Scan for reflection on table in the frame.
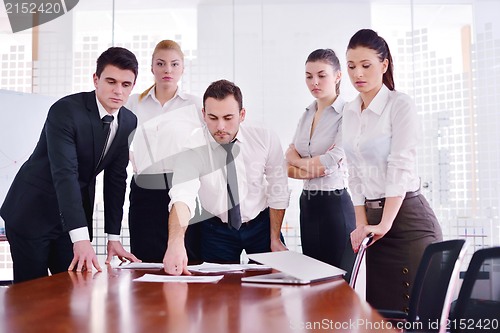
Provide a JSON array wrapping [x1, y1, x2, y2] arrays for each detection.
[[0, 264, 395, 333]]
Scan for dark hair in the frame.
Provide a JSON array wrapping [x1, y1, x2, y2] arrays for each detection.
[[347, 29, 395, 91], [96, 47, 139, 81], [203, 79, 243, 111], [306, 48, 341, 95]]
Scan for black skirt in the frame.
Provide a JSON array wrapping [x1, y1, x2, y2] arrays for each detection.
[[299, 189, 356, 270], [365, 194, 443, 312]]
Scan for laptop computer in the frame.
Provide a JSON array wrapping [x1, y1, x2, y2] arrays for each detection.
[[241, 251, 346, 285]]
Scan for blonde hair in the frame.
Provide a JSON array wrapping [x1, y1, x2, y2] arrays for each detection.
[[139, 40, 184, 102]]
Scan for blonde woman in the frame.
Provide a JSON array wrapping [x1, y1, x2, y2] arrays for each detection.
[[126, 40, 202, 262]]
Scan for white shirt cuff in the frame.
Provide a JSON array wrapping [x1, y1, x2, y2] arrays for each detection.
[[108, 234, 120, 242], [168, 198, 196, 219], [69, 227, 90, 243], [385, 184, 407, 199], [352, 194, 366, 206]]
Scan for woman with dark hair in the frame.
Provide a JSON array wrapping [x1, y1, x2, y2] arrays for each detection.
[[286, 49, 356, 269], [126, 40, 203, 263], [344, 29, 442, 312]]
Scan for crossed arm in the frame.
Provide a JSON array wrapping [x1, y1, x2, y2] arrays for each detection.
[[285, 144, 329, 179]]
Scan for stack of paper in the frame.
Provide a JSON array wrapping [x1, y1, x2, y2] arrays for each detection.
[[116, 262, 164, 269], [187, 262, 270, 273], [116, 262, 271, 273]]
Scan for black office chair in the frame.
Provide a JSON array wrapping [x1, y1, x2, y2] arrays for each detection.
[[349, 232, 373, 289], [378, 239, 469, 333], [449, 246, 500, 333]]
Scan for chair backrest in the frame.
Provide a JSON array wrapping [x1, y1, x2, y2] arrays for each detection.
[[349, 233, 373, 289], [450, 246, 500, 333], [407, 239, 469, 333]]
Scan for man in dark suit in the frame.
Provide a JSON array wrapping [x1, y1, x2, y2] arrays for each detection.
[[0, 47, 141, 283]]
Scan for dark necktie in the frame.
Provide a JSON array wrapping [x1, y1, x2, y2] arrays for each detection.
[[222, 142, 242, 230], [98, 115, 114, 166]]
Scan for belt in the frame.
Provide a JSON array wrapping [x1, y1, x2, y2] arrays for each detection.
[[365, 190, 420, 209], [210, 218, 252, 228], [132, 173, 173, 191], [208, 208, 269, 229]]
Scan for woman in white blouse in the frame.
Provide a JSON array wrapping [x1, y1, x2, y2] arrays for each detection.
[[344, 29, 442, 312], [286, 49, 356, 270], [126, 40, 203, 262]]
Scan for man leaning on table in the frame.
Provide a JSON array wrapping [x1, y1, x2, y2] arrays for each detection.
[[0, 47, 141, 283], [163, 79, 290, 275]]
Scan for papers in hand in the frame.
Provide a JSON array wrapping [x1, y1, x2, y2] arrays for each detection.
[[187, 262, 270, 273], [116, 262, 164, 269], [133, 274, 224, 283]]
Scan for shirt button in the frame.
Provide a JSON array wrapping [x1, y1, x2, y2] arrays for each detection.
[[402, 268, 409, 274], [403, 307, 409, 313], [404, 294, 410, 300], [404, 281, 410, 288]]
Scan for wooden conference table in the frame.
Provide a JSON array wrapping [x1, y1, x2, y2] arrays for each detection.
[[0, 264, 395, 333]]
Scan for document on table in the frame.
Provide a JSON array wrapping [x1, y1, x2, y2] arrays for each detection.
[[115, 262, 164, 269], [115, 262, 271, 272], [133, 274, 224, 283], [187, 262, 271, 273]]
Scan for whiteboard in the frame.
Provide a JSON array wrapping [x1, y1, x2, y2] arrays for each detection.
[[0, 89, 58, 234]]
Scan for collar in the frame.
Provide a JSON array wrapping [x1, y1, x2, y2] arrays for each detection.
[[363, 84, 390, 115], [96, 94, 120, 120], [146, 85, 189, 103], [206, 123, 245, 151], [305, 96, 345, 114], [345, 85, 389, 116]]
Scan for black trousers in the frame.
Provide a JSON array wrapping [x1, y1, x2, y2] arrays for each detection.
[[128, 174, 201, 262], [6, 223, 73, 284], [299, 189, 356, 274]]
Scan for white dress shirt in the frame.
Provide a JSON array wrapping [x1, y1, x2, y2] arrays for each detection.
[[291, 97, 348, 191], [69, 95, 121, 242], [169, 121, 290, 223], [126, 87, 203, 175], [343, 85, 421, 206]]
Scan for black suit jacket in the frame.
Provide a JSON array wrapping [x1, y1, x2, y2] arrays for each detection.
[[0, 91, 137, 240]]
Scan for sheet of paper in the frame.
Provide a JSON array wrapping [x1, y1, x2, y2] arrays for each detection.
[[133, 274, 224, 283], [188, 262, 271, 273], [115, 262, 164, 269]]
